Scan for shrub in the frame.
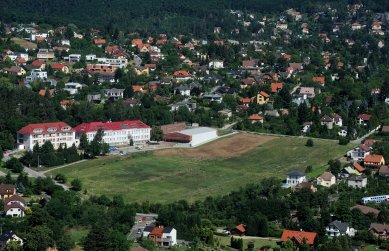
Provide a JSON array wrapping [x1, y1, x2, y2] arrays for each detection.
[[305, 139, 314, 147]]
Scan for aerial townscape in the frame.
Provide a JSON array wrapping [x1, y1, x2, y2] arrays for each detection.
[[0, 0, 389, 250]]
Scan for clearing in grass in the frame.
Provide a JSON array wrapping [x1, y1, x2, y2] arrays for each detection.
[[49, 134, 353, 203]]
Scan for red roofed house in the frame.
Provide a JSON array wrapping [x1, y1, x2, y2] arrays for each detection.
[[357, 114, 372, 126], [248, 114, 264, 124], [281, 230, 317, 246], [230, 224, 246, 236], [17, 122, 75, 150], [38, 89, 55, 97], [4, 66, 26, 76], [51, 63, 69, 73], [173, 70, 192, 83], [94, 38, 107, 47], [31, 60, 46, 70], [370, 223, 389, 240], [145, 226, 177, 247], [73, 120, 150, 145], [132, 85, 147, 94], [240, 98, 252, 107], [364, 155, 385, 169], [352, 162, 365, 173], [312, 76, 325, 85], [271, 82, 283, 93], [4, 194, 26, 217], [132, 39, 143, 48], [254, 91, 270, 105]]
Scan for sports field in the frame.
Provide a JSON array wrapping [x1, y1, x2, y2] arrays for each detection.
[[49, 133, 352, 203]]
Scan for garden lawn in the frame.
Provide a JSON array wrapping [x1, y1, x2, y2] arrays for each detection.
[[49, 136, 353, 203]]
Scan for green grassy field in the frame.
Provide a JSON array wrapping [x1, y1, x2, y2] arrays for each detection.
[[216, 236, 279, 250], [49, 136, 352, 203]]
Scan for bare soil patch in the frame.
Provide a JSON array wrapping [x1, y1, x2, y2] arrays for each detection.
[[154, 133, 276, 159]]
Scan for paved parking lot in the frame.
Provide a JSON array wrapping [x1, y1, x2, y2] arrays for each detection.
[[128, 213, 158, 240]]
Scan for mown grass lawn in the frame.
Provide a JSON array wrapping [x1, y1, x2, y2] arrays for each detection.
[[49, 137, 353, 203], [216, 236, 280, 250]]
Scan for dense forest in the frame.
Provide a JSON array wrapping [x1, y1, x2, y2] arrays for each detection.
[[1, 0, 389, 35]]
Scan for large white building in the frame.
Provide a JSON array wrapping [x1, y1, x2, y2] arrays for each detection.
[[17, 122, 76, 150], [284, 171, 307, 188], [163, 127, 218, 147], [74, 120, 150, 145]]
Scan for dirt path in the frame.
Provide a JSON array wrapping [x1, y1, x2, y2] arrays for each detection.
[[154, 133, 276, 159]]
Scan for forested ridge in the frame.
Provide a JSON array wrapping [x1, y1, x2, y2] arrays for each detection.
[[1, 0, 388, 35]]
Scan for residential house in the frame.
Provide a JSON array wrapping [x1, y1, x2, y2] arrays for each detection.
[[351, 205, 380, 217], [4, 195, 26, 218], [285, 171, 307, 188], [264, 110, 280, 117], [364, 154, 385, 169], [240, 77, 256, 89], [230, 224, 246, 236], [248, 114, 264, 124], [0, 184, 16, 200], [175, 85, 191, 96], [280, 230, 317, 246], [240, 98, 252, 107], [352, 162, 365, 173], [134, 66, 150, 76], [146, 226, 177, 247], [203, 94, 223, 103], [0, 231, 24, 249], [326, 221, 355, 237], [64, 82, 83, 95], [301, 122, 313, 134], [254, 91, 270, 105], [347, 144, 372, 161], [317, 172, 336, 187], [370, 223, 389, 240], [218, 109, 232, 119], [31, 60, 46, 70], [209, 60, 224, 69], [94, 38, 106, 47], [299, 87, 315, 99], [168, 101, 196, 112], [357, 114, 372, 126], [37, 49, 54, 60], [17, 122, 75, 150], [312, 76, 325, 86], [332, 113, 343, 127], [379, 166, 389, 178], [4, 66, 26, 76], [104, 88, 124, 100], [339, 166, 360, 179], [270, 82, 283, 93], [320, 115, 334, 129], [294, 182, 317, 193], [60, 100, 75, 110], [132, 86, 147, 94], [25, 69, 47, 84], [242, 59, 260, 74], [51, 63, 69, 73], [173, 71, 192, 83], [347, 176, 367, 188]]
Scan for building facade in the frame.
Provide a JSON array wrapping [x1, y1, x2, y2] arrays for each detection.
[[17, 122, 76, 150], [74, 120, 150, 145]]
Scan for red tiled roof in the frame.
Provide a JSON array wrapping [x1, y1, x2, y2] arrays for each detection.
[[73, 120, 149, 133], [4, 202, 25, 212], [149, 227, 164, 235], [312, 76, 325, 85], [18, 122, 73, 135], [353, 162, 365, 172], [240, 98, 251, 104], [233, 224, 246, 233], [94, 38, 106, 45], [15, 57, 26, 63], [364, 154, 384, 163], [132, 85, 147, 93], [259, 91, 270, 98], [271, 82, 283, 93], [357, 114, 372, 121], [281, 230, 317, 245], [31, 60, 45, 67], [248, 114, 264, 121], [4, 194, 25, 205], [173, 70, 191, 77], [51, 63, 66, 70]]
